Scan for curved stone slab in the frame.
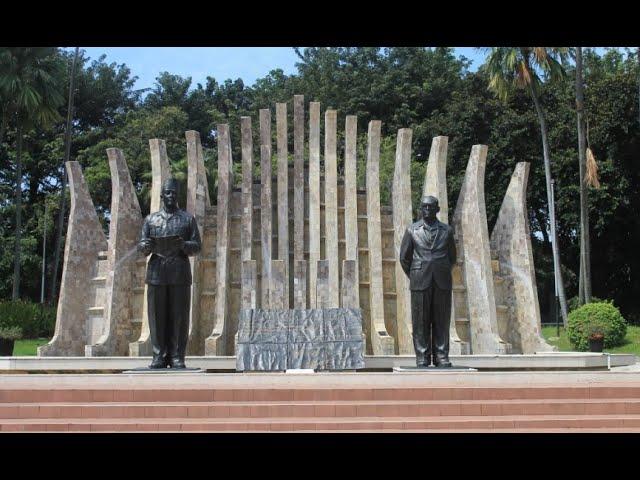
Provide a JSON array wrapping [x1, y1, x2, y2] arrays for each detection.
[[38, 162, 107, 357], [129, 139, 172, 356], [490, 162, 556, 354], [86, 148, 142, 356], [422, 136, 469, 355], [205, 124, 233, 355], [452, 145, 509, 354], [392, 128, 413, 354]]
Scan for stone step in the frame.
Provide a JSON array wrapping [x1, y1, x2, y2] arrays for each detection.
[[2, 398, 639, 420], [3, 386, 640, 404], [3, 414, 640, 432]]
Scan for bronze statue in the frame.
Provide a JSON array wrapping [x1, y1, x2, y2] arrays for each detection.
[[399, 195, 456, 368], [138, 178, 201, 369]]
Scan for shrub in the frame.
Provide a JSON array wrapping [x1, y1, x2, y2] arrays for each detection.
[[567, 301, 627, 351], [0, 300, 56, 338], [568, 296, 603, 312], [0, 326, 23, 340]]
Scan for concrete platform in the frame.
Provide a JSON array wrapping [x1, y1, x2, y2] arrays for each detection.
[[0, 352, 636, 372]]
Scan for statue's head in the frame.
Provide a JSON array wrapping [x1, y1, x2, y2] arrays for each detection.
[[420, 195, 439, 222], [161, 177, 179, 210]]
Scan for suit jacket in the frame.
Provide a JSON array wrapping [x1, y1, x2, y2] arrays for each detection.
[[138, 208, 201, 285], [399, 219, 457, 291]]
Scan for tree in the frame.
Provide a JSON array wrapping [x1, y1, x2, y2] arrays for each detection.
[[482, 47, 570, 325], [0, 47, 64, 300]]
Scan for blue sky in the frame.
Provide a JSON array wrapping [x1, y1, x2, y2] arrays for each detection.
[[70, 47, 489, 92]]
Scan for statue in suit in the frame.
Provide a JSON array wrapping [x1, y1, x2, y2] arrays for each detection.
[[399, 195, 456, 367], [138, 178, 201, 369]]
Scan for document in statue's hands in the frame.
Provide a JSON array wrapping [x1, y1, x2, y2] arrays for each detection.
[[151, 235, 182, 257]]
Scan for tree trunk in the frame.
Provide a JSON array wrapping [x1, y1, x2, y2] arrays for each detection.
[[50, 47, 79, 305], [12, 122, 23, 301], [576, 47, 592, 304], [528, 81, 569, 325], [0, 105, 8, 145]]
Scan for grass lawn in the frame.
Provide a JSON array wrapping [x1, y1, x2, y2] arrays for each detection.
[[12, 338, 50, 356], [542, 325, 640, 356]]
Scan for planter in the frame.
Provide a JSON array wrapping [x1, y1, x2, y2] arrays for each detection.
[[589, 336, 604, 353], [0, 338, 15, 356]]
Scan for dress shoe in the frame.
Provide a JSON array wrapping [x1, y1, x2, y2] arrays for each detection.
[[149, 356, 167, 369], [434, 356, 452, 368], [170, 358, 186, 369]]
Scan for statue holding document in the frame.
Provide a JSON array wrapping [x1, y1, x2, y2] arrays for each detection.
[[137, 177, 201, 369]]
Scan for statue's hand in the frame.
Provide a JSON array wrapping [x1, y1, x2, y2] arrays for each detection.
[[139, 238, 154, 256]]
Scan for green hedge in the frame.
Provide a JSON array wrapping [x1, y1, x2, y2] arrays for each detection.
[[0, 301, 56, 339], [567, 301, 627, 351]]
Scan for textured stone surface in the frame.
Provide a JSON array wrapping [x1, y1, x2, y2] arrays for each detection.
[[130, 139, 172, 357], [293, 96, 305, 267], [293, 260, 307, 309], [205, 124, 233, 355], [236, 308, 365, 371], [241, 260, 257, 310], [276, 103, 289, 307], [366, 121, 395, 355], [392, 128, 413, 354], [341, 260, 359, 309], [240, 117, 253, 263], [38, 162, 108, 357], [452, 145, 510, 354], [259, 109, 272, 309], [316, 259, 330, 309], [324, 110, 340, 307], [270, 260, 286, 310], [490, 162, 555, 354], [86, 149, 142, 356], [344, 115, 359, 308], [308, 102, 321, 308], [422, 136, 469, 355], [185, 130, 210, 355]]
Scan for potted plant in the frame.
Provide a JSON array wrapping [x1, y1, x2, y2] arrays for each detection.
[[0, 326, 22, 356], [588, 325, 605, 353]]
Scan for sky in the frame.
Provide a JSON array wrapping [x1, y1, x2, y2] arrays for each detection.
[[70, 47, 489, 92]]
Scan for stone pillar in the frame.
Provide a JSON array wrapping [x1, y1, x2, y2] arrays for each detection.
[[392, 129, 413, 354], [260, 109, 273, 309], [422, 136, 468, 355], [129, 139, 171, 357], [38, 162, 107, 357], [205, 124, 233, 355], [452, 145, 510, 354], [490, 162, 556, 354], [86, 148, 142, 356], [366, 121, 395, 355], [241, 260, 257, 310], [185, 130, 210, 355], [341, 260, 359, 309], [270, 260, 286, 310], [293, 260, 307, 309], [293, 95, 306, 307], [276, 103, 289, 308], [316, 259, 330, 309], [344, 115, 359, 308], [308, 102, 321, 308], [240, 117, 253, 263], [324, 109, 340, 307]]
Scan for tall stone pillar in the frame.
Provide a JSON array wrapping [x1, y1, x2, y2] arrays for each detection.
[[366, 121, 395, 355], [240, 117, 253, 263], [38, 162, 107, 356], [205, 124, 233, 355], [129, 139, 172, 356], [490, 162, 556, 354], [293, 95, 306, 307], [270, 260, 287, 310], [86, 148, 142, 356], [324, 110, 340, 307], [316, 260, 330, 309], [260, 109, 273, 309], [276, 103, 289, 307], [422, 136, 469, 355], [392, 129, 413, 354], [308, 102, 321, 308], [185, 130, 210, 355], [341, 260, 359, 309], [343, 115, 359, 308], [452, 145, 510, 354]]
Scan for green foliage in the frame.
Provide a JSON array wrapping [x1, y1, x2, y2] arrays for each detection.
[[0, 300, 56, 338], [567, 301, 627, 351], [568, 296, 603, 312], [0, 325, 22, 340]]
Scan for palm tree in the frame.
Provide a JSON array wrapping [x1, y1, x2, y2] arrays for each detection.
[[0, 47, 65, 300], [482, 47, 570, 325]]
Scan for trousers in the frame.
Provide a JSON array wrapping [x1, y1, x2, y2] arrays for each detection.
[[147, 284, 191, 361], [411, 284, 451, 365]]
